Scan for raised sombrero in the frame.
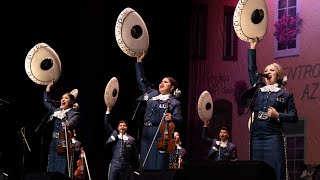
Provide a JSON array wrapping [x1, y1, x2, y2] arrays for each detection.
[[104, 77, 119, 108], [25, 42, 61, 85], [115, 7, 149, 57], [197, 90, 213, 123]]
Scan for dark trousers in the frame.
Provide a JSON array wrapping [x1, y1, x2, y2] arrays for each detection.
[[108, 162, 133, 180]]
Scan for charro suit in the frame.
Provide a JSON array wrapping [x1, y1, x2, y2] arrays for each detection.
[[43, 92, 80, 176], [104, 114, 137, 180], [135, 62, 183, 170], [201, 127, 238, 161], [247, 49, 298, 180]]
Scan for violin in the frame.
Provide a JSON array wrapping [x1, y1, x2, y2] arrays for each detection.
[[57, 123, 74, 156], [74, 147, 92, 180], [74, 148, 85, 179], [56, 114, 74, 178], [157, 100, 176, 153]]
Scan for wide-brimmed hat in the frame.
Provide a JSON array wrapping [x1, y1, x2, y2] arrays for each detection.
[[233, 0, 268, 42], [70, 89, 78, 99], [197, 90, 213, 123], [104, 77, 119, 108], [115, 7, 149, 57], [25, 42, 61, 85]]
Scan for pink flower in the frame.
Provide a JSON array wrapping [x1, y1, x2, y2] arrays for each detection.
[[274, 14, 303, 47]]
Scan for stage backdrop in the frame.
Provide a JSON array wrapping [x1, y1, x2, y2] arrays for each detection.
[[188, 0, 320, 178]]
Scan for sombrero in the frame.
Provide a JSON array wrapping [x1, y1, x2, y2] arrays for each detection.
[[197, 90, 213, 123], [25, 43, 61, 85], [104, 77, 119, 108], [233, 0, 268, 42], [70, 89, 78, 99], [115, 7, 149, 57]]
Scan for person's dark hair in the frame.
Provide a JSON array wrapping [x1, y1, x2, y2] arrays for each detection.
[[165, 76, 179, 93], [220, 126, 230, 134], [118, 120, 127, 126], [65, 93, 76, 104]]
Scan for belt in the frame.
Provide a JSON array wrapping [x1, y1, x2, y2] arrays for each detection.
[[52, 132, 59, 139], [144, 121, 159, 127], [255, 111, 270, 121]]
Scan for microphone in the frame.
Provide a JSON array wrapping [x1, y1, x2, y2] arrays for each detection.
[[140, 78, 154, 87], [255, 73, 269, 78], [45, 99, 60, 104]]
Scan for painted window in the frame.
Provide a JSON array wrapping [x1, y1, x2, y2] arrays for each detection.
[[223, 6, 237, 61], [286, 135, 305, 180], [274, 0, 301, 58], [283, 120, 305, 180]]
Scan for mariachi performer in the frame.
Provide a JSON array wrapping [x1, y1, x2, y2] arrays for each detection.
[[134, 52, 183, 170], [44, 80, 80, 178], [103, 77, 138, 180], [171, 132, 187, 170], [114, 7, 183, 170], [244, 39, 298, 180]]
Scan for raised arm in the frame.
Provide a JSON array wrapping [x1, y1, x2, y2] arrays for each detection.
[[201, 121, 214, 144], [104, 106, 114, 138], [135, 52, 152, 93], [43, 80, 56, 111], [248, 40, 258, 87]]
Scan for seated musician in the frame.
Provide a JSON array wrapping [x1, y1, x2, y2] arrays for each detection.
[[171, 132, 187, 170]]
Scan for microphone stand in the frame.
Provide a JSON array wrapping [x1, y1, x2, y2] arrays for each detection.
[[131, 86, 148, 155], [244, 81, 264, 160], [61, 114, 72, 178], [19, 127, 31, 180], [120, 133, 124, 161], [131, 86, 148, 121], [218, 140, 221, 161], [34, 110, 51, 170]]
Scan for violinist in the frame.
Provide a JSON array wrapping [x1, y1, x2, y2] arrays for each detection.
[[171, 132, 187, 170], [72, 129, 83, 178], [134, 52, 183, 170], [44, 80, 80, 177], [104, 105, 138, 180]]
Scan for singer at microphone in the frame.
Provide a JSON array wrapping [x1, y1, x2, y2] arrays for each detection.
[[255, 73, 269, 78], [201, 125, 238, 162]]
